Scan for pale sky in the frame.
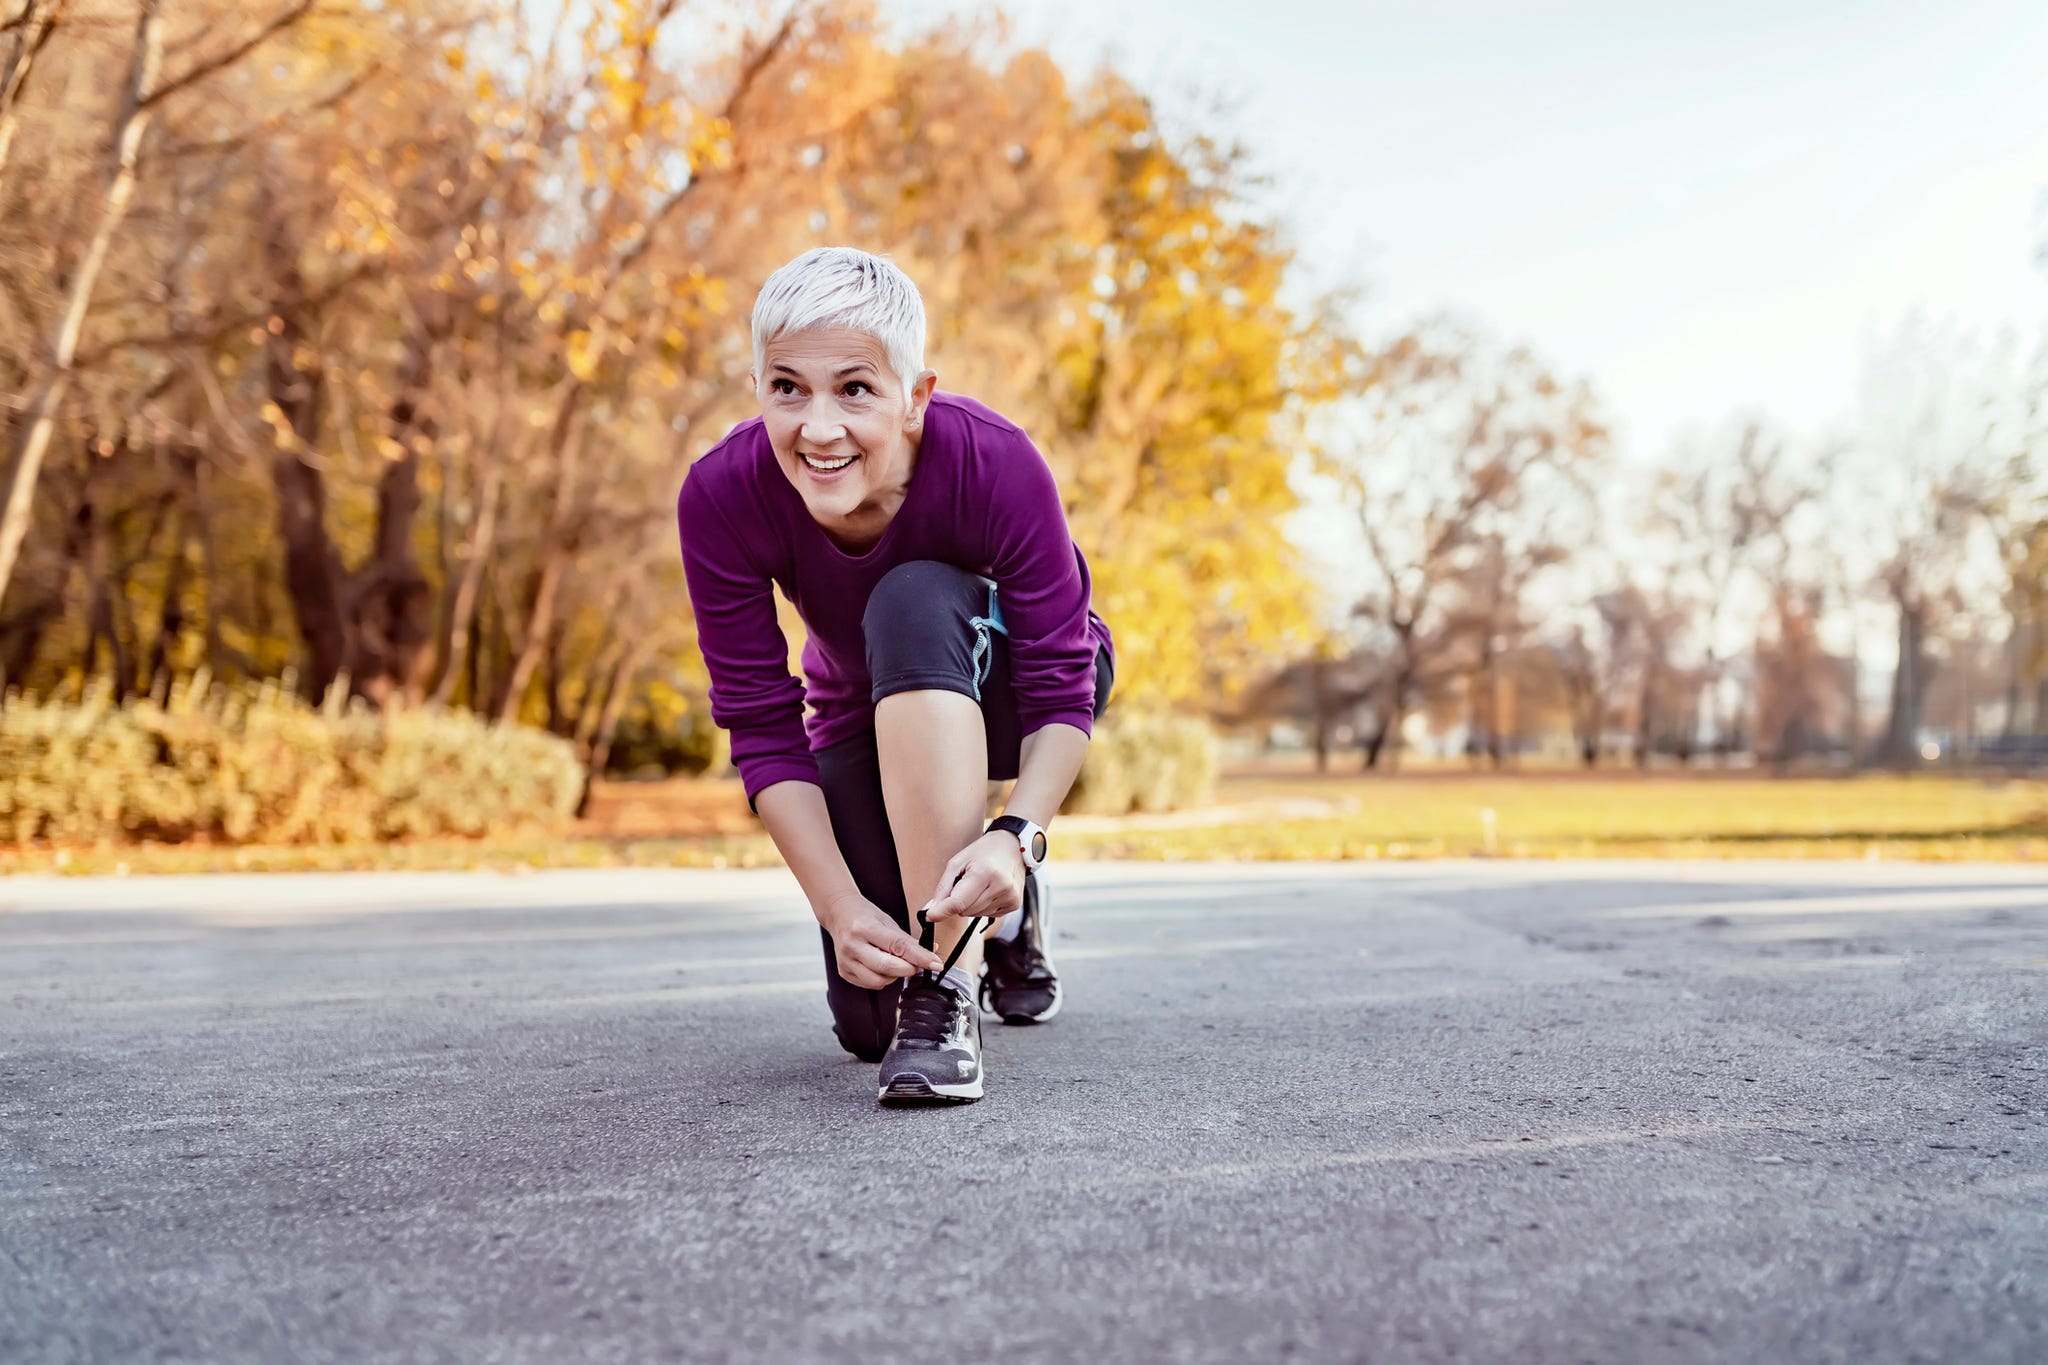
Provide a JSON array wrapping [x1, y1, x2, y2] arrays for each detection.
[[893, 0, 2048, 459]]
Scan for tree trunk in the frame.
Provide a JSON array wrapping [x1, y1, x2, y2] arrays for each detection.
[[143, 506, 188, 694], [192, 452, 222, 678], [347, 314, 439, 706], [1310, 653, 1331, 774], [586, 631, 659, 780], [0, 1, 162, 607], [543, 616, 569, 735], [1486, 649, 1506, 769], [496, 389, 588, 724], [1878, 595, 1929, 768], [1462, 658, 1484, 768], [1370, 668, 1409, 774], [430, 464, 502, 707], [1380, 700, 1407, 772], [573, 637, 628, 755], [1635, 662, 1656, 770], [1843, 629, 1865, 765], [497, 547, 568, 723], [77, 483, 132, 698], [0, 0, 67, 179], [262, 221, 346, 699], [0, 592, 60, 689]]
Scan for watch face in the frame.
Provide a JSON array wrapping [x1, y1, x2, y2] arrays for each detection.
[[1029, 830, 1048, 863]]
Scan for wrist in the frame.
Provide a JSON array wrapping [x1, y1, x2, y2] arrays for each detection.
[[979, 829, 1025, 866], [816, 886, 870, 929], [986, 813, 1048, 871]]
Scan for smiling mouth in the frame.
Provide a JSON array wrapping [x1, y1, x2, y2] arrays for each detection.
[[800, 451, 856, 473]]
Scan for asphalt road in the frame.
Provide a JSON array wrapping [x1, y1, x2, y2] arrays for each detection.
[[2, 860, 2044, 1364]]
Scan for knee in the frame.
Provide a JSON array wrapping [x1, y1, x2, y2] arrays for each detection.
[[863, 560, 971, 639], [864, 560, 977, 686], [832, 1001, 894, 1063], [834, 1023, 889, 1064]]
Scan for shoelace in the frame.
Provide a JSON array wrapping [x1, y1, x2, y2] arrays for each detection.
[[915, 874, 992, 983], [894, 972, 963, 1045]]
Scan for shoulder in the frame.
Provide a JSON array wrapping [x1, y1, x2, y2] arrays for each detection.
[[682, 416, 768, 495], [929, 391, 1032, 446], [679, 416, 770, 520], [678, 417, 784, 578], [927, 393, 1050, 492]]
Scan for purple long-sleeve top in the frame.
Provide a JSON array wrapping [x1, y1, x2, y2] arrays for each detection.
[[677, 392, 1114, 805]]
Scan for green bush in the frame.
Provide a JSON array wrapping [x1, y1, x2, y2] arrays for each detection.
[[0, 677, 585, 845], [1062, 713, 1219, 816]]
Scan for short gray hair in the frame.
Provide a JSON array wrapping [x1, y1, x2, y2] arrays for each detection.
[[750, 247, 927, 387]]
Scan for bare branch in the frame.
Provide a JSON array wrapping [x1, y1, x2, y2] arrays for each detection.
[[138, 0, 317, 112]]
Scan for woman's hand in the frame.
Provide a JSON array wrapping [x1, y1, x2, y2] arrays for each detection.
[[821, 893, 944, 989], [921, 831, 1026, 925]]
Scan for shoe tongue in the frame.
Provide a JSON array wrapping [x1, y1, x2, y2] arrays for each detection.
[[896, 972, 965, 1049]]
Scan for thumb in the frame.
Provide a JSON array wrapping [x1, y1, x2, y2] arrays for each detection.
[[928, 863, 967, 915]]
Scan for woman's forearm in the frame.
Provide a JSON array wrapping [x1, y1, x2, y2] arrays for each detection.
[[1004, 722, 1089, 828], [754, 779, 865, 924]]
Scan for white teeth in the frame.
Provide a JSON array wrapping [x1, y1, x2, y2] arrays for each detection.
[[801, 452, 855, 472]]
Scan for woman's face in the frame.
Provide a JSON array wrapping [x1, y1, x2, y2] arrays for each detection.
[[755, 328, 936, 529]]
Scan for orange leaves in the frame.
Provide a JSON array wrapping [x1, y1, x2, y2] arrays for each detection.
[[685, 112, 733, 174], [564, 330, 600, 382]]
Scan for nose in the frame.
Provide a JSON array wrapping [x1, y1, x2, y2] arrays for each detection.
[[799, 395, 847, 446]]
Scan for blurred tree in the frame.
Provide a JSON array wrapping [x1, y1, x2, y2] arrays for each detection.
[[1853, 322, 2010, 767], [1332, 321, 1607, 769]]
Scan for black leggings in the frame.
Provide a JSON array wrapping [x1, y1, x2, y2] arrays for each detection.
[[814, 560, 1112, 1062]]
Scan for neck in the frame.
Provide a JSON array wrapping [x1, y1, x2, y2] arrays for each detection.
[[818, 429, 921, 548]]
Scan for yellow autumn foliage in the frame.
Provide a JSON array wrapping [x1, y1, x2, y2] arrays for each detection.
[[0, 679, 583, 844]]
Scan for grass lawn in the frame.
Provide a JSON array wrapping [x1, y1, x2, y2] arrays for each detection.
[[4, 769, 2046, 875], [1064, 769, 2048, 863]]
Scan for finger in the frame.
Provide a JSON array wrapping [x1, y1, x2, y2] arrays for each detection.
[[969, 883, 1018, 923], [973, 878, 1022, 922], [841, 961, 888, 991], [883, 930, 944, 973], [846, 936, 920, 980], [929, 864, 993, 919], [838, 954, 889, 991]]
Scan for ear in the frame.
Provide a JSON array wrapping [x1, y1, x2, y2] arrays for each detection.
[[905, 369, 938, 431]]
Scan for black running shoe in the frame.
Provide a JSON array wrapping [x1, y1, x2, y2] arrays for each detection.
[[981, 870, 1061, 1024], [877, 971, 983, 1105]]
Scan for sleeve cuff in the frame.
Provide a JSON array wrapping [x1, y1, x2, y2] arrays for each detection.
[[1018, 707, 1096, 740], [739, 756, 823, 811]]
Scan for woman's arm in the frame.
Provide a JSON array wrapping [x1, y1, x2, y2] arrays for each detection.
[[920, 718, 1091, 926], [754, 779, 942, 986], [1005, 721, 1089, 829], [677, 462, 818, 804]]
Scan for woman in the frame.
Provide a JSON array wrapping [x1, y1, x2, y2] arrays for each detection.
[[677, 247, 1114, 1106]]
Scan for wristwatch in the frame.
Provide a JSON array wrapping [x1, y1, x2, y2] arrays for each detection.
[[987, 814, 1048, 871]]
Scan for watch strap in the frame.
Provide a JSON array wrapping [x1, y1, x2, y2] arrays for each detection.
[[987, 814, 1048, 868]]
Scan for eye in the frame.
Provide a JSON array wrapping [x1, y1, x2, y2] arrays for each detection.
[[842, 381, 873, 397], [769, 378, 798, 395]]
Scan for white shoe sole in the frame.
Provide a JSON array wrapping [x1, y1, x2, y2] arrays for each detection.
[[878, 1071, 984, 1105]]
